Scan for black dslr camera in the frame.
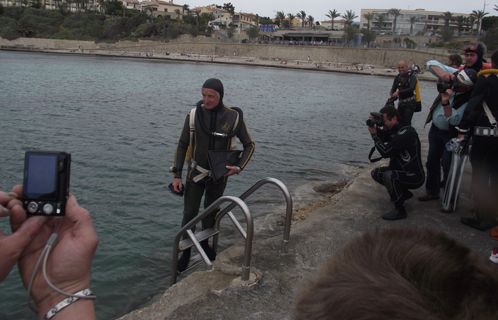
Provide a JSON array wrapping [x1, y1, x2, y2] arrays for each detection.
[[366, 112, 384, 128], [437, 78, 460, 93], [22, 151, 71, 216]]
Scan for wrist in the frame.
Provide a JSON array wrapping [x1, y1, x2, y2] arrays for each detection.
[[36, 282, 91, 319], [41, 297, 96, 320], [442, 101, 450, 106]]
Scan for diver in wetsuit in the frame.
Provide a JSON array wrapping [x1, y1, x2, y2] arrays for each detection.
[[171, 78, 255, 272], [368, 105, 425, 220]]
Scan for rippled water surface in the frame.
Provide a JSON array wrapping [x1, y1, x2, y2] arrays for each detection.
[[0, 51, 436, 319]]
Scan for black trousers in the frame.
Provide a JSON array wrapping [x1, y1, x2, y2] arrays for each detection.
[[471, 136, 498, 224], [181, 178, 227, 236], [397, 99, 416, 126], [371, 166, 425, 207]]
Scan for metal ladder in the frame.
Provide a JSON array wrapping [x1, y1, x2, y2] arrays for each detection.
[[171, 177, 293, 285]]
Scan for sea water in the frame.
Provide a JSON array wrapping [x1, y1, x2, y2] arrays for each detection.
[[0, 51, 436, 319]]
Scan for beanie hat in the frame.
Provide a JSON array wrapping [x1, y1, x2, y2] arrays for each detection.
[[202, 78, 224, 100]]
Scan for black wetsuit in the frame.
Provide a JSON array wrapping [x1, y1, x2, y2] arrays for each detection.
[[370, 121, 425, 207], [390, 71, 417, 125], [174, 102, 255, 232]]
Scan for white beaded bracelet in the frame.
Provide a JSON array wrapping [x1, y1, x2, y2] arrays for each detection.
[[42, 289, 93, 320]]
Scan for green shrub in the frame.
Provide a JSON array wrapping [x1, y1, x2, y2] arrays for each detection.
[[1, 26, 20, 40]]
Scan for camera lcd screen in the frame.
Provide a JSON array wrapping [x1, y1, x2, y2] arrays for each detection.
[[24, 153, 58, 200]]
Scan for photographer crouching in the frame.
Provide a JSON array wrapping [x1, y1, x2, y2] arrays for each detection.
[[367, 105, 425, 220]]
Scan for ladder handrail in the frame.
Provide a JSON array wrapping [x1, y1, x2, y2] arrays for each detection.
[[214, 177, 293, 253], [171, 195, 252, 285]]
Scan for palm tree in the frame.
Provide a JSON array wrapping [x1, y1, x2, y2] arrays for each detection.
[[287, 13, 296, 29], [174, 9, 181, 20], [297, 10, 307, 28], [182, 4, 189, 15], [307, 15, 315, 30], [275, 11, 285, 28], [455, 16, 466, 36], [388, 8, 401, 34], [362, 12, 374, 30], [441, 11, 453, 27], [467, 15, 476, 36], [471, 10, 488, 36], [341, 9, 357, 27], [375, 14, 387, 33], [407, 16, 419, 35], [325, 9, 340, 30]]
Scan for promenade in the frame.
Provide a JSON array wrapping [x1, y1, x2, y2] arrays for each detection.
[[118, 136, 497, 320]]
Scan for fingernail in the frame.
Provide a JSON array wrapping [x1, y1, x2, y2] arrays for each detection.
[[1, 207, 11, 216], [69, 195, 79, 206], [7, 192, 18, 199]]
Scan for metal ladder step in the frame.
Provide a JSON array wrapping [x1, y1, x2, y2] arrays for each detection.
[[177, 254, 205, 275], [179, 228, 219, 251]]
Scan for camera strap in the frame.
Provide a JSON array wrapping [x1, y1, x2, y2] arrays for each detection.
[[368, 146, 383, 163]]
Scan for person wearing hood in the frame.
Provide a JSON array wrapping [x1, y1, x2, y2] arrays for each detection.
[[368, 105, 425, 220], [171, 78, 255, 272], [457, 50, 498, 231]]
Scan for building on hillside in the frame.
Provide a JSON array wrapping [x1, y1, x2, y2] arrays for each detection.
[[191, 5, 232, 29], [232, 12, 258, 29], [141, 0, 183, 19], [120, 0, 141, 11], [360, 8, 475, 35], [320, 19, 346, 31], [0, 0, 96, 12]]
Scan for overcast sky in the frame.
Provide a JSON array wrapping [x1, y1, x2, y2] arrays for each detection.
[[184, 1, 495, 22]]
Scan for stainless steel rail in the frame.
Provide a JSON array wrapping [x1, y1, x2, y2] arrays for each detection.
[[171, 196, 252, 285], [214, 177, 293, 253]]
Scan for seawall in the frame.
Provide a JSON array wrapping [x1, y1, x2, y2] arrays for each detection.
[[0, 37, 451, 69]]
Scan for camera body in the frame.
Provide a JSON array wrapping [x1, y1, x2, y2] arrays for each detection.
[[437, 78, 460, 93], [22, 151, 71, 216], [366, 112, 384, 128]]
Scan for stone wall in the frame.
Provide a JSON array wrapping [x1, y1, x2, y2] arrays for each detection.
[[0, 37, 451, 68]]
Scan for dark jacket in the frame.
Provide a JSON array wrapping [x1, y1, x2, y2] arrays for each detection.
[[390, 71, 417, 99], [459, 73, 498, 133], [372, 121, 424, 176], [174, 103, 255, 182]]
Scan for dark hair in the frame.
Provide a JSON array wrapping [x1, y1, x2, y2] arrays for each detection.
[[293, 228, 498, 320], [449, 53, 462, 67], [379, 105, 400, 121]]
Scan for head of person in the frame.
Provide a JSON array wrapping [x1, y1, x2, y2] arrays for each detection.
[[492, 50, 498, 69], [379, 105, 400, 130], [448, 53, 463, 69], [462, 42, 484, 70], [293, 228, 498, 320], [454, 68, 477, 92], [202, 78, 224, 110], [397, 60, 409, 76]]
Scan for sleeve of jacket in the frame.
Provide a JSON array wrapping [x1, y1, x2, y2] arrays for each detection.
[[173, 113, 191, 179], [372, 126, 415, 158], [235, 119, 255, 170], [390, 76, 398, 95]]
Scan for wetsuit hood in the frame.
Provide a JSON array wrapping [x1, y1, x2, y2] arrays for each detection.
[[202, 78, 224, 109]]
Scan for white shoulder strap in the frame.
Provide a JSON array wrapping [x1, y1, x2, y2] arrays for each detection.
[[482, 101, 497, 127], [230, 110, 239, 150]]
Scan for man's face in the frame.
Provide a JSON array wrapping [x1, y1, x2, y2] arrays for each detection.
[[383, 113, 397, 130], [202, 88, 220, 110], [465, 52, 478, 67], [398, 62, 408, 76]]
